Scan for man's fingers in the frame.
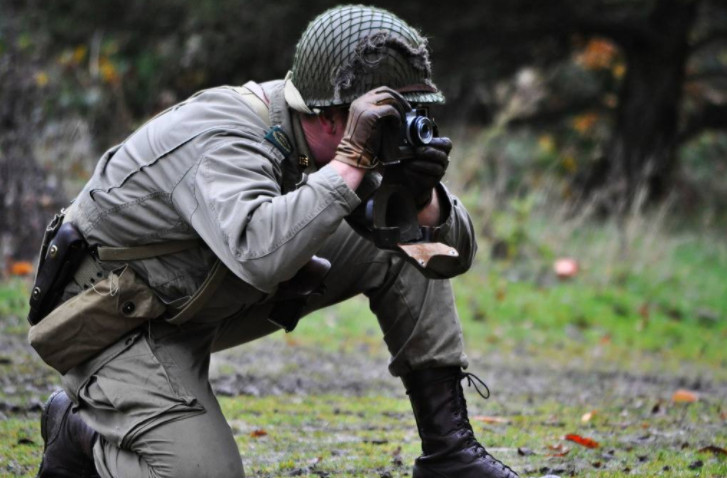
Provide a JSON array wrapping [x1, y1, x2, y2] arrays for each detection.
[[427, 137, 453, 155], [413, 146, 450, 166], [370, 88, 410, 118], [405, 159, 447, 176]]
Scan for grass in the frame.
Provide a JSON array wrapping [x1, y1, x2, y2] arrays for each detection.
[[1, 198, 726, 477], [216, 394, 727, 477]]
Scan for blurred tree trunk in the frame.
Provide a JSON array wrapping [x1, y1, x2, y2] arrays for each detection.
[[0, 4, 65, 267], [581, 0, 697, 209]]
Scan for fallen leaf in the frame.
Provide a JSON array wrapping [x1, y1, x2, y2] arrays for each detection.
[[581, 411, 597, 423], [554, 258, 579, 279], [284, 336, 300, 346], [250, 428, 268, 438], [391, 446, 403, 466], [672, 389, 699, 403], [473, 415, 510, 425], [698, 445, 727, 457], [547, 443, 570, 457], [565, 434, 600, 449]]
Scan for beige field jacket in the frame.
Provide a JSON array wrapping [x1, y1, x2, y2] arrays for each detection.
[[70, 80, 476, 313]]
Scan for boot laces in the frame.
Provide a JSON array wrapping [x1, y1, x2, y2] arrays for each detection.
[[462, 372, 490, 400], [455, 373, 517, 475]]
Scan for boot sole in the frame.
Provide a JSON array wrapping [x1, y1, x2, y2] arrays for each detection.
[[413, 464, 450, 478]]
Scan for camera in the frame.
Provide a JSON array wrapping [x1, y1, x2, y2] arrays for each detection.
[[401, 108, 435, 147]]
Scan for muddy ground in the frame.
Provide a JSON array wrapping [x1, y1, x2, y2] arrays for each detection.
[[3, 323, 726, 477]]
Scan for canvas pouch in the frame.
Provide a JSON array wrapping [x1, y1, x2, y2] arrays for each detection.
[[28, 265, 166, 374]]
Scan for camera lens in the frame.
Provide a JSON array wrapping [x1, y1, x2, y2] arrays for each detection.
[[410, 117, 434, 145]]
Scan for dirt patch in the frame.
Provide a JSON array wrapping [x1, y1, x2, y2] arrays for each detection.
[[209, 336, 727, 404], [6, 327, 725, 409]]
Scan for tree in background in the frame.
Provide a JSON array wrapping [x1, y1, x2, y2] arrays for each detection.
[[458, 0, 727, 212], [2, 0, 727, 263]]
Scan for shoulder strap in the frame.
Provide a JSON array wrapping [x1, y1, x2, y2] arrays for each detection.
[[165, 259, 228, 324], [233, 82, 295, 159], [233, 81, 271, 127]]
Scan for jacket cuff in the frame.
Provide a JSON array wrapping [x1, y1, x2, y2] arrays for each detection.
[[314, 164, 362, 212]]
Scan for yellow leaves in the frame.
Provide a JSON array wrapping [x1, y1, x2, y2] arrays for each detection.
[[72, 45, 88, 65], [561, 155, 577, 173], [56, 43, 120, 85], [576, 38, 618, 70], [538, 134, 555, 154], [575, 37, 627, 79], [34, 71, 49, 88], [572, 112, 599, 134], [99, 57, 120, 85], [58, 45, 88, 67]]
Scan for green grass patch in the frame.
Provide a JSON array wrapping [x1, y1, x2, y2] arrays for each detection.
[[292, 225, 727, 379], [216, 393, 727, 477], [0, 278, 31, 335], [0, 416, 43, 478]]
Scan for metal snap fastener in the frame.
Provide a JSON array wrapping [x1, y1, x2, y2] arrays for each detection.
[[122, 301, 136, 315], [48, 245, 59, 258], [32, 287, 42, 298]]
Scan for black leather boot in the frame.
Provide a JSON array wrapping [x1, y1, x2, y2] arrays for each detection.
[[37, 390, 100, 478], [402, 367, 519, 478]]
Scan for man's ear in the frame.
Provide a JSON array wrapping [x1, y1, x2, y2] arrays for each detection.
[[318, 109, 339, 136]]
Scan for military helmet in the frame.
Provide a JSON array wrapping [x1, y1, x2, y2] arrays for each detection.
[[288, 5, 444, 110]]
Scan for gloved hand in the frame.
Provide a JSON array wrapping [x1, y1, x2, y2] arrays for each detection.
[[398, 137, 452, 209], [335, 87, 409, 169]]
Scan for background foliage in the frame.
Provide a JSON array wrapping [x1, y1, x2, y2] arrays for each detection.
[[1, 0, 727, 255]]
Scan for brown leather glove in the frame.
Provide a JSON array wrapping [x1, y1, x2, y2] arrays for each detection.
[[334, 87, 409, 169], [398, 137, 452, 209]]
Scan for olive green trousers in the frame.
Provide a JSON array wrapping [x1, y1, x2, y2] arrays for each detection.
[[60, 223, 467, 478]]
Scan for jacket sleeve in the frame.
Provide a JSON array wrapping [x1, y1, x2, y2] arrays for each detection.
[[179, 136, 360, 293], [424, 183, 478, 278]]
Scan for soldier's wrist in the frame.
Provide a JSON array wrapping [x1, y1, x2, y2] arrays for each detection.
[[329, 160, 367, 190]]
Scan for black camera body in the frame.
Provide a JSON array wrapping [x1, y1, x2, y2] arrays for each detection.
[[402, 108, 435, 148], [379, 107, 436, 165]]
